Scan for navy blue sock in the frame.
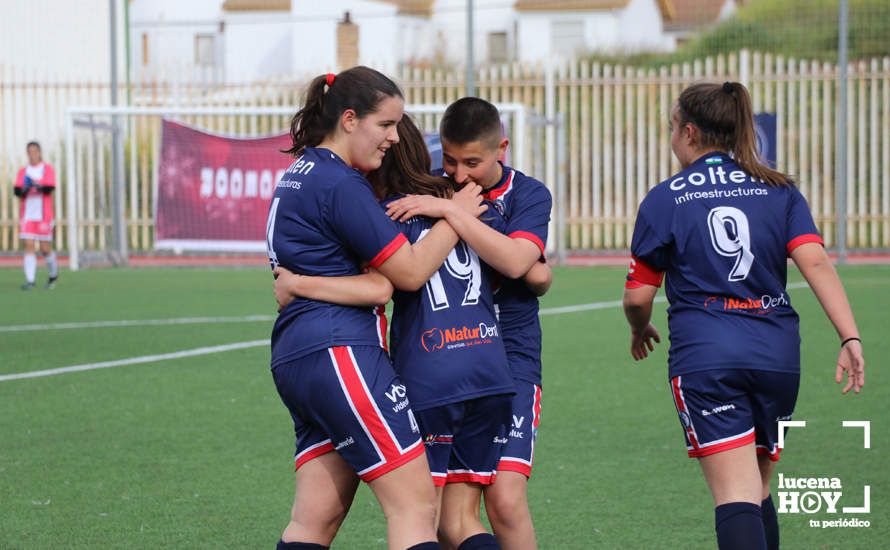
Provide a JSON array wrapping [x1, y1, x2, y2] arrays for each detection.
[[276, 541, 328, 550], [761, 494, 780, 550], [457, 533, 500, 550], [715, 502, 767, 550], [406, 543, 440, 550]]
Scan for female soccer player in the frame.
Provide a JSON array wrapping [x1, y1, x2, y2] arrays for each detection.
[[623, 81, 865, 550], [275, 116, 550, 550], [14, 141, 59, 290], [386, 98, 552, 550], [267, 66, 485, 550]]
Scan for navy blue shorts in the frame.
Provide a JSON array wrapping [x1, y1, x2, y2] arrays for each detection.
[[272, 345, 424, 482], [415, 394, 512, 486], [670, 369, 800, 461], [497, 382, 542, 477]]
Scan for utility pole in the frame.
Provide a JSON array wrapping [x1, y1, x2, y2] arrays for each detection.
[[466, 0, 475, 96]]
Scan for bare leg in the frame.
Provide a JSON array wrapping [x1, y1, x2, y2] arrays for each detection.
[[367, 453, 439, 550], [281, 452, 359, 545], [698, 443, 762, 505], [757, 453, 776, 500], [438, 482, 487, 549], [484, 471, 536, 550]]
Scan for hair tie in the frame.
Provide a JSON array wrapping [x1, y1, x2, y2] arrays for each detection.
[[326, 73, 336, 87], [722, 81, 734, 94]]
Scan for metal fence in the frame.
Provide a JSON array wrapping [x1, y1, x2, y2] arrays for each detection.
[[1, 51, 889, 254]]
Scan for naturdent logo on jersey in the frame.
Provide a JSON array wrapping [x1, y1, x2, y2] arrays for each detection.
[[703, 292, 788, 314], [420, 322, 499, 352]]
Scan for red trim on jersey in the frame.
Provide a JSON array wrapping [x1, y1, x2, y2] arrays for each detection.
[[671, 376, 701, 449], [687, 431, 756, 458], [374, 305, 389, 352], [368, 233, 408, 268], [446, 471, 497, 485], [330, 346, 402, 462], [786, 233, 824, 255], [484, 170, 514, 202], [626, 255, 664, 288], [509, 230, 545, 256], [294, 440, 334, 470], [497, 459, 532, 477], [532, 384, 542, 431], [756, 445, 781, 462], [360, 443, 425, 482]]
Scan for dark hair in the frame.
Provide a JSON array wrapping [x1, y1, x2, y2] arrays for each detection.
[[677, 82, 791, 187], [368, 116, 453, 200], [26, 141, 40, 151], [284, 66, 403, 157], [440, 97, 502, 148]]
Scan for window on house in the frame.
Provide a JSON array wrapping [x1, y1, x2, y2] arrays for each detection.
[[195, 34, 216, 66], [488, 31, 509, 64], [551, 20, 584, 57]]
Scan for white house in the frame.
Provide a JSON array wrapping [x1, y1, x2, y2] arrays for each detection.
[[0, 0, 126, 81], [512, 0, 674, 62], [128, 0, 681, 82]]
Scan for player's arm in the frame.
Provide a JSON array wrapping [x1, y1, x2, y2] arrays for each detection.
[[386, 196, 540, 279], [790, 242, 864, 394], [14, 170, 27, 197], [623, 251, 664, 361], [376, 184, 486, 291], [523, 261, 552, 296], [36, 164, 56, 194], [623, 283, 661, 361], [273, 266, 393, 310]]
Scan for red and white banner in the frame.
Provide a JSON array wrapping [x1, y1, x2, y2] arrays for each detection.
[[155, 119, 293, 251]]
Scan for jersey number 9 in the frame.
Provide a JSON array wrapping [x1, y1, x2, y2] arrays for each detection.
[[707, 206, 754, 282]]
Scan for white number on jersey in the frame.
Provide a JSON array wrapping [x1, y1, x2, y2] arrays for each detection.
[[417, 228, 482, 311], [266, 197, 280, 269], [707, 206, 754, 281]]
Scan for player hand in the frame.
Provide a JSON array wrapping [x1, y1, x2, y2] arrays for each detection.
[[630, 323, 660, 361], [273, 266, 301, 311], [836, 339, 864, 394], [386, 194, 452, 221], [451, 182, 487, 218]]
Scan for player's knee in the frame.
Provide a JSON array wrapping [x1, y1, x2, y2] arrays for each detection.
[[290, 500, 350, 540], [485, 482, 527, 522]]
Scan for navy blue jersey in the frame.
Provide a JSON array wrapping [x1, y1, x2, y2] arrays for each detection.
[[386, 196, 515, 411], [627, 153, 823, 378], [267, 148, 407, 368], [484, 165, 552, 386]]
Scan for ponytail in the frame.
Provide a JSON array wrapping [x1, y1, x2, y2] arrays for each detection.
[[283, 66, 403, 157], [284, 75, 329, 157], [678, 82, 792, 187]]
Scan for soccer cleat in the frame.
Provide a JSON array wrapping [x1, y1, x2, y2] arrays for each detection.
[[45, 276, 58, 290], [21, 282, 35, 291]]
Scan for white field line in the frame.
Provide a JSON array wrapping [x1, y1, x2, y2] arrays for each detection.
[[0, 281, 811, 382], [0, 340, 268, 382]]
